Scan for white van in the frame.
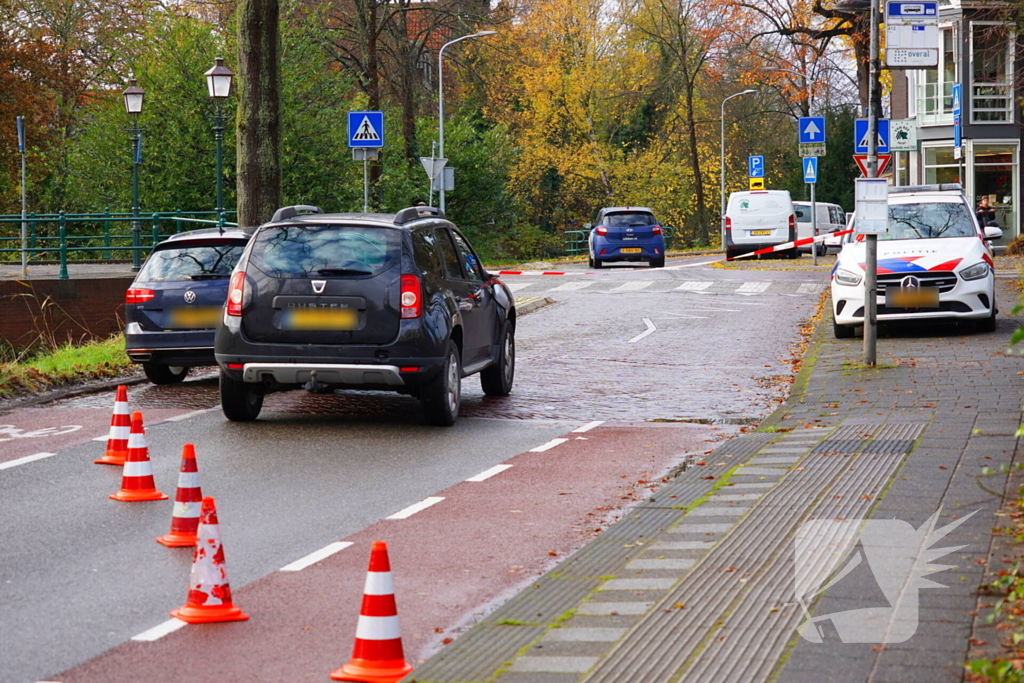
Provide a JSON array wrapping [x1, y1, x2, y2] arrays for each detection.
[[724, 190, 796, 259], [793, 201, 846, 255]]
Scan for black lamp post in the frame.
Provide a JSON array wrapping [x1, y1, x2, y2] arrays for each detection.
[[122, 78, 145, 271], [204, 58, 233, 222]]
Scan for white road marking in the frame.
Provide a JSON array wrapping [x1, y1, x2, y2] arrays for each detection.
[[92, 434, 110, 442], [663, 259, 723, 270], [0, 452, 56, 471], [675, 281, 713, 291], [131, 618, 188, 642], [611, 281, 653, 292], [628, 318, 657, 344], [736, 281, 771, 293], [797, 283, 826, 294], [572, 420, 605, 433], [549, 281, 594, 292], [530, 438, 569, 453], [280, 541, 353, 571], [466, 464, 513, 482], [166, 408, 215, 422], [507, 282, 535, 292], [386, 496, 445, 520]]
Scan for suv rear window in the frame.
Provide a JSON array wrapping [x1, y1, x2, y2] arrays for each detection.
[[251, 224, 399, 277], [883, 202, 976, 240], [137, 242, 245, 281], [603, 212, 654, 227]]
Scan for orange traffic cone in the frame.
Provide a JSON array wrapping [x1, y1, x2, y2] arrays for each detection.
[[109, 412, 168, 502], [170, 496, 249, 623], [331, 541, 414, 683], [157, 444, 203, 547], [95, 385, 130, 465]]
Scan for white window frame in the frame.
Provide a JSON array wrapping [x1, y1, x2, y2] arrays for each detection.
[[969, 21, 1015, 124], [916, 23, 958, 127]]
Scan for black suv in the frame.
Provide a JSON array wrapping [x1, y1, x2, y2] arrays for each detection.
[[214, 205, 516, 425]]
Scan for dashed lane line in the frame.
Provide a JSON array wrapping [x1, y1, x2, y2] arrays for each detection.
[[628, 318, 658, 344], [797, 283, 826, 294], [611, 281, 653, 292], [0, 452, 56, 471], [736, 281, 771, 293], [675, 281, 713, 291], [279, 541, 354, 572], [131, 618, 188, 642], [466, 464, 514, 482], [549, 281, 595, 292], [530, 438, 570, 453], [386, 496, 445, 520], [572, 421, 605, 433], [165, 408, 217, 422], [506, 282, 535, 292]]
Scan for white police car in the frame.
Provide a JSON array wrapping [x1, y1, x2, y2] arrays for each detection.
[[831, 184, 1002, 338]]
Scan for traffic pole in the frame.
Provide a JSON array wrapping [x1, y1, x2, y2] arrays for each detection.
[[863, 0, 881, 367], [811, 181, 818, 266]]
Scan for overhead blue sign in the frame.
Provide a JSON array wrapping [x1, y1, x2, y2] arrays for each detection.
[[748, 155, 764, 178], [951, 83, 962, 117], [854, 118, 890, 154], [803, 157, 818, 184], [348, 111, 384, 149], [799, 117, 826, 144]]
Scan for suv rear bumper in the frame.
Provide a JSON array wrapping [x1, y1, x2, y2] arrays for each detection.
[[240, 362, 406, 386]]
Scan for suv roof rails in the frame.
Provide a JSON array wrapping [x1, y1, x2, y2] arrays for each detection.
[[890, 183, 963, 195], [394, 205, 445, 225], [271, 205, 324, 222]]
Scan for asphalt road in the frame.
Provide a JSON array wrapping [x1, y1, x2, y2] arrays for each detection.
[[0, 254, 826, 682]]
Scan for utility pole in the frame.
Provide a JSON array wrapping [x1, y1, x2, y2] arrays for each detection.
[[863, 0, 881, 366]]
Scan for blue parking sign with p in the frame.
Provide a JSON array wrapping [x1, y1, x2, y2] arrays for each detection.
[[348, 111, 384, 148], [748, 155, 765, 178]]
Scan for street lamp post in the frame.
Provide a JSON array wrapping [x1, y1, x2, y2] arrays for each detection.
[[122, 79, 145, 271], [437, 30, 496, 213], [720, 89, 757, 246], [205, 58, 234, 226]]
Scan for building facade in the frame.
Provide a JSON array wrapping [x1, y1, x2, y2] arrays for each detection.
[[890, 0, 1021, 244]]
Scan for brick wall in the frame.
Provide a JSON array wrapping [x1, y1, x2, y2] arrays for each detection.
[[0, 277, 133, 348]]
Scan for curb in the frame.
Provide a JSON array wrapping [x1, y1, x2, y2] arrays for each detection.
[[0, 370, 148, 414], [515, 296, 555, 316]]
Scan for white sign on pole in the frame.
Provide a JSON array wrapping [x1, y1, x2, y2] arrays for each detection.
[[885, 1, 939, 68], [855, 178, 890, 235], [889, 119, 919, 151]]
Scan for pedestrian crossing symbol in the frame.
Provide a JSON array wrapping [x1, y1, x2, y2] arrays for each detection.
[[803, 157, 818, 183], [348, 111, 384, 148]]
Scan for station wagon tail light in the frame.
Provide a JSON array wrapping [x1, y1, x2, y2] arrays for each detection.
[[125, 288, 155, 304], [652, 225, 662, 235], [725, 217, 732, 231], [226, 271, 246, 316], [595, 226, 607, 236], [400, 274, 421, 319]]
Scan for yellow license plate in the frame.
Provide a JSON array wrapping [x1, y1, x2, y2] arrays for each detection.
[[620, 248, 642, 254], [167, 306, 221, 328], [284, 308, 357, 330], [887, 288, 939, 308], [750, 230, 772, 236]]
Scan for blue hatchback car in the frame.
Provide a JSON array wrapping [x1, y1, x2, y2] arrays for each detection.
[[125, 227, 251, 384], [587, 207, 666, 268]]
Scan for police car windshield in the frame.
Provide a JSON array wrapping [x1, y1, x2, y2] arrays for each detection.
[[881, 202, 976, 240]]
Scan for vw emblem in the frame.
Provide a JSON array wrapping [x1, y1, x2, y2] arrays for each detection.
[[183, 290, 197, 304], [900, 276, 920, 289], [311, 280, 327, 294]]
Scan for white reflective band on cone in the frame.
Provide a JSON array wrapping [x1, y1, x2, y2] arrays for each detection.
[[113, 403, 130, 414], [122, 461, 154, 477], [172, 501, 201, 518], [355, 615, 402, 641], [109, 425, 130, 439], [127, 433, 146, 448], [176, 472, 200, 489], [363, 571, 395, 596]]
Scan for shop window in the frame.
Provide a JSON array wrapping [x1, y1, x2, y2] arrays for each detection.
[[924, 146, 960, 184], [973, 144, 1017, 234], [970, 22, 1014, 123]]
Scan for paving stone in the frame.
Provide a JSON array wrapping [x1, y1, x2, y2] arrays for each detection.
[[667, 522, 734, 534], [624, 558, 696, 570], [540, 627, 628, 643], [509, 657, 599, 673], [651, 540, 715, 551], [599, 578, 676, 591], [685, 506, 748, 516], [576, 601, 654, 616]]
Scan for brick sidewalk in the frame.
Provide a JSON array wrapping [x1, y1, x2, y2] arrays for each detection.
[[405, 280, 1024, 683]]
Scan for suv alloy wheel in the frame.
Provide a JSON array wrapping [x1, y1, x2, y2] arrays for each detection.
[[481, 323, 515, 396], [421, 341, 461, 426]]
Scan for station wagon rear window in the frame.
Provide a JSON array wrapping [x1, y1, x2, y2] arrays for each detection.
[[603, 212, 654, 227], [137, 243, 245, 281], [252, 225, 399, 277], [882, 202, 976, 240]]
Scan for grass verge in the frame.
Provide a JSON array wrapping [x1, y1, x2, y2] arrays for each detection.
[[0, 335, 134, 399]]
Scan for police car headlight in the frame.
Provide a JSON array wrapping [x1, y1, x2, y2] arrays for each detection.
[[959, 263, 990, 281], [834, 269, 862, 286]]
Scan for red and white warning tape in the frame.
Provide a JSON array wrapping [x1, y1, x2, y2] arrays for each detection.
[[727, 229, 853, 261]]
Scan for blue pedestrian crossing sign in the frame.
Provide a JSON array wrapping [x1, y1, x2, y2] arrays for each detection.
[[803, 157, 818, 184], [951, 83, 962, 116], [854, 118, 890, 154], [348, 111, 384, 148], [799, 117, 826, 143], [748, 155, 764, 178]]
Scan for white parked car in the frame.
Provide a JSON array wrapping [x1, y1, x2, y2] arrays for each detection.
[[793, 201, 846, 255], [724, 190, 797, 260], [830, 184, 1002, 338]]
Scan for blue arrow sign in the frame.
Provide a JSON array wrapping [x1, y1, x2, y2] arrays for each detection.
[[803, 157, 818, 184], [854, 119, 890, 154], [799, 117, 826, 143], [748, 155, 764, 178], [951, 83, 962, 117], [348, 111, 384, 149]]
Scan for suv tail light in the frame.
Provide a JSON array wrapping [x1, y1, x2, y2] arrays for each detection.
[[400, 274, 422, 319], [125, 288, 155, 304], [595, 226, 608, 236], [725, 217, 732, 231], [652, 225, 663, 235], [226, 271, 246, 317]]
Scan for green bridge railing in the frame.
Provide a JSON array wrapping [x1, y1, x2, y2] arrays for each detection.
[[0, 210, 238, 280], [563, 226, 675, 256]]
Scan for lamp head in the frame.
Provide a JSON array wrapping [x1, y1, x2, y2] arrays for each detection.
[[474, 30, 498, 37], [122, 78, 145, 115], [205, 57, 234, 99]]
